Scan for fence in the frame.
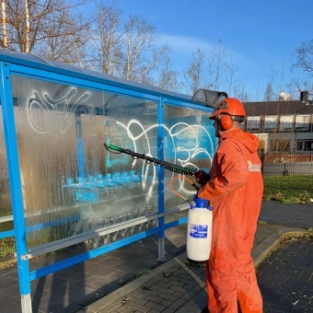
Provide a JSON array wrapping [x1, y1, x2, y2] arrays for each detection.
[[260, 149, 313, 176], [259, 149, 313, 201]]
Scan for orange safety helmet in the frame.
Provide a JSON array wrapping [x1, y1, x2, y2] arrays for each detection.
[[209, 98, 246, 119], [209, 98, 246, 130]]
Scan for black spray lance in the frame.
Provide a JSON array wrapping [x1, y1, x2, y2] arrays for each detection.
[[103, 143, 199, 177], [103, 143, 201, 198]]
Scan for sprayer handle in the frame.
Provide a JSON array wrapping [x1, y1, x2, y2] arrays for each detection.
[[194, 170, 210, 186]]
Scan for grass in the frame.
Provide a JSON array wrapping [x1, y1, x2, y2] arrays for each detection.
[[0, 237, 15, 258], [263, 174, 313, 204], [135, 269, 151, 278]]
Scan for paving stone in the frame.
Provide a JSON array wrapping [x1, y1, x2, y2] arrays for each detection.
[[257, 237, 313, 312], [0, 302, 22, 313], [0, 293, 20, 310], [161, 308, 175, 313], [139, 293, 164, 304], [1, 202, 313, 313], [144, 301, 166, 311], [0, 276, 18, 290], [169, 298, 187, 310]]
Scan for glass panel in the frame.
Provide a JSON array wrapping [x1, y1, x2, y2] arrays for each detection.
[[0, 107, 13, 232], [163, 105, 216, 211], [264, 116, 277, 131], [295, 115, 310, 130], [297, 140, 313, 152], [279, 115, 294, 130], [247, 116, 260, 131], [11, 74, 159, 248]]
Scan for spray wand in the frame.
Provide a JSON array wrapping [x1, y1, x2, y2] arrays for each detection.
[[103, 143, 201, 196], [104, 143, 199, 177]]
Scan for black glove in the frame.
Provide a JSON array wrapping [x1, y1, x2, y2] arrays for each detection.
[[194, 170, 210, 186]]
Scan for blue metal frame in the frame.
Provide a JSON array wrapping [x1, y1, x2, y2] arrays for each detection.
[[0, 50, 215, 312], [157, 98, 165, 259], [29, 226, 161, 281], [8, 63, 209, 112], [75, 113, 85, 178], [0, 61, 31, 296]]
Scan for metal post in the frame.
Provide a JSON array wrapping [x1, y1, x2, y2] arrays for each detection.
[[158, 237, 165, 261], [0, 62, 32, 312], [21, 295, 32, 313], [75, 113, 85, 178], [157, 98, 166, 261]]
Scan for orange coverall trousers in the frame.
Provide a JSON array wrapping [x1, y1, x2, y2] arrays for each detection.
[[198, 129, 263, 312]]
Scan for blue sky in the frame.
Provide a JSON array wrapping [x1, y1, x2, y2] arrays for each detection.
[[117, 0, 313, 100]]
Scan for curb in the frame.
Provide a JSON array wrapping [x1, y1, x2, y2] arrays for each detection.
[[80, 226, 311, 313], [252, 226, 310, 267], [82, 252, 189, 313]]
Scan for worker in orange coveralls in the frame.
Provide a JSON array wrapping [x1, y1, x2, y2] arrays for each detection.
[[195, 97, 264, 313]]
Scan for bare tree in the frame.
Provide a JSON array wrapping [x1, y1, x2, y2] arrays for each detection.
[[35, 9, 92, 64], [225, 56, 238, 95], [206, 39, 229, 91], [293, 39, 313, 75], [120, 15, 168, 85], [263, 81, 275, 102], [1, 0, 92, 64], [0, 0, 8, 48], [24, 0, 30, 52], [290, 77, 312, 97], [157, 52, 178, 92], [291, 40, 313, 96], [183, 41, 246, 97], [3, 0, 55, 52], [90, 3, 172, 86], [91, 0, 122, 75], [262, 66, 293, 101], [184, 48, 204, 95], [233, 80, 249, 102]]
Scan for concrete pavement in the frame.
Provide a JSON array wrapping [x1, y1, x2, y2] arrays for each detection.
[[0, 201, 313, 313]]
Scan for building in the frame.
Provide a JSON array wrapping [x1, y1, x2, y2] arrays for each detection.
[[242, 99, 313, 154]]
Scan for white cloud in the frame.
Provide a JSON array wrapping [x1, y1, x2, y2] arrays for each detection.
[[159, 34, 214, 53], [157, 33, 255, 71]]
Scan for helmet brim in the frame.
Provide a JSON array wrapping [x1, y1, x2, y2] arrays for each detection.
[[208, 110, 219, 120]]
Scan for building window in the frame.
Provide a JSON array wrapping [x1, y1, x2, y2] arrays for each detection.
[[297, 140, 313, 151], [264, 116, 278, 131], [246, 116, 260, 132], [295, 115, 310, 131], [270, 140, 290, 151], [279, 115, 294, 131]]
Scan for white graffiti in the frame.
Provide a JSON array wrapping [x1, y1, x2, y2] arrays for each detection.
[[25, 86, 214, 197], [110, 119, 214, 196], [26, 87, 94, 134]]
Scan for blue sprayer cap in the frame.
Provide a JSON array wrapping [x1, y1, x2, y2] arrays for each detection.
[[192, 195, 212, 210]]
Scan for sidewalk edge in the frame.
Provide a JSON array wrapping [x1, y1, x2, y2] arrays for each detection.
[[85, 252, 188, 312], [83, 226, 309, 313], [253, 226, 308, 267]]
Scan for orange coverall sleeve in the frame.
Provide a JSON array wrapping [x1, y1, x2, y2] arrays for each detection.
[[198, 141, 248, 200]]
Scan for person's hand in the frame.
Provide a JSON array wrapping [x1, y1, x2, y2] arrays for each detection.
[[194, 170, 210, 186]]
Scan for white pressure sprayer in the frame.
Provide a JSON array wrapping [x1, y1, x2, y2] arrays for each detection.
[[103, 143, 213, 262], [186, 195, 213, 263]]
